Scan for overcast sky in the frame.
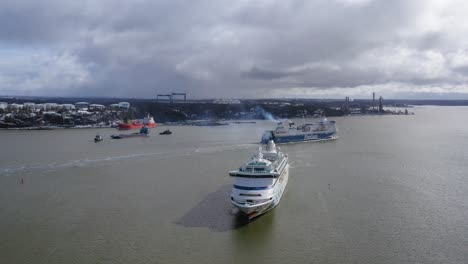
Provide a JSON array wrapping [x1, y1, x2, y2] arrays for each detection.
[[1, 0, 468, 99]]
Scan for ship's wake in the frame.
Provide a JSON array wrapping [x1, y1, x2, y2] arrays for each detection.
[[0, 143, 257, 177]]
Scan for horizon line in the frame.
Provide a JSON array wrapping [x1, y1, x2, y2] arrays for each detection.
[[2, 95, 468, 101]]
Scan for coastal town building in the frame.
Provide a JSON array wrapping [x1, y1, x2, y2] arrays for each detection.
[[109, 104, 120, 110], [44, 103, 60, 111], [212, 99, 241, 104], [118, 102, 130, 109], [75, 102, 89, 110], [89, 104, 106, 111], [23, 102, 36, 111], [35, 104, 46, 111], [61, 104, 75, 111], [0, 102, 7, 110], [9, 103, 23, 111]]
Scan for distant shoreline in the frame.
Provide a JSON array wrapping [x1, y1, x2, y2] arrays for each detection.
[[2, 96, 468, 105], [0, 125, 114, 130]]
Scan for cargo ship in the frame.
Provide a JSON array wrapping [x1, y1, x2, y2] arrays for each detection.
[[118, 115, 157, 130]]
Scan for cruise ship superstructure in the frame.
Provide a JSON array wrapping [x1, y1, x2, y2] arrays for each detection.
[[229, 140, 289, 219]]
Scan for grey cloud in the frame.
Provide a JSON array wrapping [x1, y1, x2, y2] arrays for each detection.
[[242, 67, 293, 80], [453, 65, 468, 76], [1, 0, 468, 98]]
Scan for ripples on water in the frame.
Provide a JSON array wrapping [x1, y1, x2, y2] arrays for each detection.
[[1, 109, 468, 263], [0, 142, 257, 177]]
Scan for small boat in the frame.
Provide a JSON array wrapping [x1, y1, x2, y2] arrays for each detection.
[[261, 117, 338, 144], [159, 129, 172, 135], [94, 134, 103, 142], [229, 140, 289, 220]]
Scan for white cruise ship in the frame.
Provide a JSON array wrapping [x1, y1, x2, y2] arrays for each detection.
[[229, 140, 289, 220]]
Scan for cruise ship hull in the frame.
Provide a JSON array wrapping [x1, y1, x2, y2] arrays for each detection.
[[231, 165, 289, 219]]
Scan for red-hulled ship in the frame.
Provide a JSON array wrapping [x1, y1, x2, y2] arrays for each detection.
[[118, 116, 157, 130]]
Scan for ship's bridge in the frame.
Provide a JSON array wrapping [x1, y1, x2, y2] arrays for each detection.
[[243, 157, 272, 173], [229, 142, 285, 177]]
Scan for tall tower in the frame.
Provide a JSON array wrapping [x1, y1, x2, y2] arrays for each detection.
[[372, 92, 375, 111], [379, 96, 383, 113], [344, 96, 349, 112]]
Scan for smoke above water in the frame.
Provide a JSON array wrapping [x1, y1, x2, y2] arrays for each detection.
[[256, 106, 276, 121]]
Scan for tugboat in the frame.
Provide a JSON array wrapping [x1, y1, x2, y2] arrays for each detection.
[[94, 134, 103, 142], [229, 140, 289, 220], [159, 129, 172, 135]]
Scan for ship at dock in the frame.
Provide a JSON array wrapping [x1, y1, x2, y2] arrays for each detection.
[[261, 117, 337, 144], [118, 115, 157, 130], [229, 140, 289, 220]]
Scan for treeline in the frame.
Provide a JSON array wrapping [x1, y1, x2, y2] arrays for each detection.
[[133, 102, 345, 122]]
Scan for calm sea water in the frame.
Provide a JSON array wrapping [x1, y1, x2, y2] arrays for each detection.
[[0, 106, 467, 264]]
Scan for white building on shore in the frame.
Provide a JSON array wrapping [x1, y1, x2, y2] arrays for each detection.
[[118, 102, 130, 109], [75, 102, 89, 110], [23, 102, 36, 110], [9, 103, 23, 111], [44, 103, 60, 111], [89, 104, 106, 111], [35, 104, 46, 111], [61, 104, 75, 111]]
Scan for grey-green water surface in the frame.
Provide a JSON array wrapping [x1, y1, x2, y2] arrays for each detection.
[[1, 106, 467, 263]]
